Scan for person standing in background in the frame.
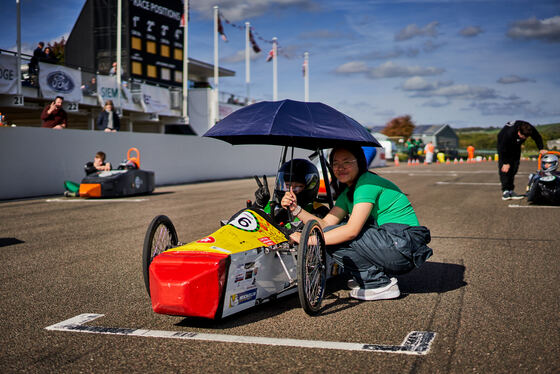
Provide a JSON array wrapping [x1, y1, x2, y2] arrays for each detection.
[[497, 120, 547, 200]]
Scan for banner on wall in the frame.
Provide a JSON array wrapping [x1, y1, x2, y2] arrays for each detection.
[[141, 83, 172, 115], [96, 74, 137, 111], [0, 54, 18, 95], [38, 62, 82, 102]]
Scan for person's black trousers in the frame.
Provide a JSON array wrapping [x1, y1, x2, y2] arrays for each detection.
[[498, 159, 520, 191]]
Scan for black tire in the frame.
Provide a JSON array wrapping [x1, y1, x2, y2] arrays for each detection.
[[297, 220, 327, 315], [142, 215, 178, 296]]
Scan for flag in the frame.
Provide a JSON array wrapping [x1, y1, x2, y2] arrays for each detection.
[[180, 0, 189, 27], [302, 60, 307, 77], [249, 30, 261, 53], [217, 15, 228, 42], [266, 49, 274, 62]]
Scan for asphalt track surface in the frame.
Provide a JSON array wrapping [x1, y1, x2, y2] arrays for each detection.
[[1, 160, 559, 373]]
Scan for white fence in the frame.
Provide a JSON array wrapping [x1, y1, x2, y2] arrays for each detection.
[[0, 127, 309, 200]]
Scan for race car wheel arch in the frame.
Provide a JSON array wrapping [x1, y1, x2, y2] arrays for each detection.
[[142, 215, 178, 297], [297, 220, 327, 315]]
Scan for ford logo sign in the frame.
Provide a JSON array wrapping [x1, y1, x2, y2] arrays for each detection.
[[46, 71, 74, 93]]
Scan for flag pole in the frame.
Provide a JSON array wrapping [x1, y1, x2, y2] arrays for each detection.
[[213, 5, 219, 124], [245, 22, 250, 103], [272, 37, 277, 101], [182, 0, 189, 123], [16, 0, 22, 96], [304, 52, 309, 102], [116, 0, 122, 112]]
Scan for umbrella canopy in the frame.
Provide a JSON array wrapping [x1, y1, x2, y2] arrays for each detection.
[[203, 99, 381, 150]]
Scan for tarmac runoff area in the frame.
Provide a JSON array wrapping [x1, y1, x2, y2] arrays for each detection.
[[1, 160, 558, 373]]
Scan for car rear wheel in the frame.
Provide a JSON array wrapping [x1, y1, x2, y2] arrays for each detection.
[[142, 215, 178, 296], [297, 220, 327, 315]]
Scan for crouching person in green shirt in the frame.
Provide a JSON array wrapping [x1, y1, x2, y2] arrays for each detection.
[[281, 146, 433, 301]]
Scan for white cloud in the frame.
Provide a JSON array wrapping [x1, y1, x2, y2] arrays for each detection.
[[497, 75, 536, 84], [395, 21, 439, 41], [191, 0, 320, 22], [368, 61, 444, 79], [334, 61, 368, 74], [426, 84, 498, 100], [222, 49, 262, 63], [459, 26, 483, 37], [507, 15, 560, 43], [402, 76, 451, 91]]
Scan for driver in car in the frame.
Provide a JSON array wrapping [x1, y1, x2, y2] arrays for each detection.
[[253, 159, 329, 226], [527, 153, 560, 205]]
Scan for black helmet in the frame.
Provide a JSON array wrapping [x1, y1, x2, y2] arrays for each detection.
[[275, 159, 319, 207]]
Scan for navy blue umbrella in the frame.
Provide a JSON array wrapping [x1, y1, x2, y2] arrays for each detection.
[[203, 99, 381, 150]]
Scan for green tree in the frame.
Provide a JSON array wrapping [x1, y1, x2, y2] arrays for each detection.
[[47, 37, 66, 65]]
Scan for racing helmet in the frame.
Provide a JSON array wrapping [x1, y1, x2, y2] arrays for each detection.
[[275, 159, 320, 207], [541, 154, 558, 173]]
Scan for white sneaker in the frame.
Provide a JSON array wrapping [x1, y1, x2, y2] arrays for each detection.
[[509, 191, 525, 200], [347, 279, 360, 290], [350, 277, 400, 301]]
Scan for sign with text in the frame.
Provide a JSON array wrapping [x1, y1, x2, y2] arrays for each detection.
[[0, 54, 18, 95], [96, 74, 137, 111], [129, 0, 183, 87], [141, 83, 172, 115]]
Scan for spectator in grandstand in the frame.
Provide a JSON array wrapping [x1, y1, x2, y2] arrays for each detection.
[[28, 41, 45, 76], [96, 100, 120, 132], [109, 62, 117, 75], [41, 47, 58, 64], [41, 96, 67, 129], [81, 77, 97, 96], [497, 120, 547, 200]]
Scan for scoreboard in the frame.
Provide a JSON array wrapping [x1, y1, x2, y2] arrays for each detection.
[[128, 0, 184, 86]]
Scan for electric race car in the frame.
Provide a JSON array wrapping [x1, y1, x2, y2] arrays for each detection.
[[526, 151, 560, 205], [142, 99, 381, 320], [78, 148, 155, 198]]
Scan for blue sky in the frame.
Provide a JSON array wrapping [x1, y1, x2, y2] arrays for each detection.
[[1, 0, 559, 128]]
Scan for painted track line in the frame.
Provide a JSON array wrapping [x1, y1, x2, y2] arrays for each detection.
[[436, 181, 500, 185], [508, 204, 560, 209], [46, 314, 436, 355], [46, 198, 147, 202]]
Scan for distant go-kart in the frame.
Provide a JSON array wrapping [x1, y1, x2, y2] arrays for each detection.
[[79, 147, 155, 198], [142, 100, 381, 319], [526, 150, 560, 205]]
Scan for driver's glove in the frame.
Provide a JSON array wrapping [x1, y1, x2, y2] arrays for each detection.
[[254, 175, 270, 208]]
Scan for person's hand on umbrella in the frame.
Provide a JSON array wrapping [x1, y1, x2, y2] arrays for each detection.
[[253, 175, 270, 208]]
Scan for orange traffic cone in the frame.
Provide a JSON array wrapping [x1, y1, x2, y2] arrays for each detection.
[[394, 154, 400, 166]]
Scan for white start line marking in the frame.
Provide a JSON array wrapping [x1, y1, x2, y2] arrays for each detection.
[[45, 314, 436, 355], [46, 198, 147, 202], [436, 181, 501, 185], [508, 204, 560, 209]]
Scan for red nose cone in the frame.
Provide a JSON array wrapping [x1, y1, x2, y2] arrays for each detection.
[[149, 251, 230, 319]]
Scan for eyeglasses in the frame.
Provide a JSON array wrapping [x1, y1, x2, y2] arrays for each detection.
[[332, 159, 357, 169]]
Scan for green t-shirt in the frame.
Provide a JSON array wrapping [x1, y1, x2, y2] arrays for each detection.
[[335, 172, 419, 226]]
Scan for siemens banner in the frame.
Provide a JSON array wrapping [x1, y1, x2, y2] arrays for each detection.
[[129, 0, 183, 87]]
